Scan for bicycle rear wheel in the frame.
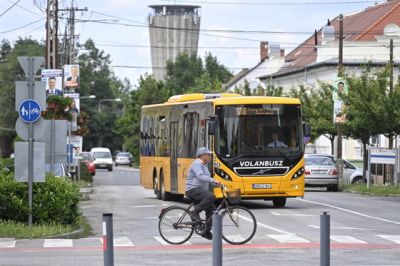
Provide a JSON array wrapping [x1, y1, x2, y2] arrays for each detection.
[[221, 206, 257, 245], [158, 206, 194, 245]]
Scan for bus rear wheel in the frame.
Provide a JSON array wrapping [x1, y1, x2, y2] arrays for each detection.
[[154, 176, 161, 199], [160, 172, 173, 201], [272, 197, 286, 208]]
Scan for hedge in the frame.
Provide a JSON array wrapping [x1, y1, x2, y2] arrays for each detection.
[[0, 172, 80, 225]]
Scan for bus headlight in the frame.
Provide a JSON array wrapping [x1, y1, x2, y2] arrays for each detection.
[[214, 168, 232, 181], [291, 167, 304, 180]]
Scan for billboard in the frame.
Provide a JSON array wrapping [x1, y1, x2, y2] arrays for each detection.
[[41, 69, 63, 97], [333, 80, 348, 124], [64, 64, 80, 90]]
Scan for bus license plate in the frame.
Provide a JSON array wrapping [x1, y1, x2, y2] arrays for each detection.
[[253, 184, 272, 189]]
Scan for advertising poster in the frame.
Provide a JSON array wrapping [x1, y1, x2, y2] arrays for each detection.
[[64, 93, 80, 131], [333, 80, 348, 124], [64, 64, 80, 90], [41, 69, 63, 97]]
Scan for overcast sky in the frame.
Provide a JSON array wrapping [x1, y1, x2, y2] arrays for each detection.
[[0, 0, 386, 88]]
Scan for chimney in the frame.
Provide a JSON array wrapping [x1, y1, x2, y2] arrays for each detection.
[[260, 41, 268, 62], [280, 49, 285, 57]]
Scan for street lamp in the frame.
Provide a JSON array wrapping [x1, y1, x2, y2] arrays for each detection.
[[98, 98, 122, 112]]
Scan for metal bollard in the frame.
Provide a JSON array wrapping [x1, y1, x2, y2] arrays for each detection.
[[320, 212, 330, 266], [103, 213, 114, 266], [212, 211, 223, 266]]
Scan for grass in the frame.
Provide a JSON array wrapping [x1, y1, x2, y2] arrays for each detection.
[[341, 183, 400, 196], [0, 216, 91, 239]]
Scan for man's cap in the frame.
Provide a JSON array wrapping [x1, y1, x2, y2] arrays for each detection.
[[196, 147, 213, 157]]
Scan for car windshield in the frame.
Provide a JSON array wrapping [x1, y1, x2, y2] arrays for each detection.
[[80, 153, 91, 160], [215, 104, 303, 159], [45, 163, 64, 176], [305, 157, 335, 166], [117, 153, 130, 157], [93, 152, 111, 158]]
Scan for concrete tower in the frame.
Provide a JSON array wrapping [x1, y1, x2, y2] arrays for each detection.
[[148, 5, 201, 80]]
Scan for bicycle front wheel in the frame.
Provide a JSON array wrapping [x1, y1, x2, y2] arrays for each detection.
[[221, 206, 257, 245], [158, 206, 194, 245]]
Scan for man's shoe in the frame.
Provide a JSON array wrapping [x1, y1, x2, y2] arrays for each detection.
[[202, 231, 212, 240], [188, 211, 201, 222]]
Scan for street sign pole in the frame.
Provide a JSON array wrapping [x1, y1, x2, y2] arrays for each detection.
[[28, 58, 34, 227]]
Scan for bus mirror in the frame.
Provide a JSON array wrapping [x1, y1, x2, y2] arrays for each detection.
[[208, 120, 216, 135], [303, 122, 311, 141]]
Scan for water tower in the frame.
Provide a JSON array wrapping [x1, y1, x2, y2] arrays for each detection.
[[148, 5, 201, 80]]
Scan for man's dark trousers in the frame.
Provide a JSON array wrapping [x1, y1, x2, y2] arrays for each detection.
[[186, 187, 216, 230]]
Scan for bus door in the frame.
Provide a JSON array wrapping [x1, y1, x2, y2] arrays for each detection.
[[169, 120, 179, 193]]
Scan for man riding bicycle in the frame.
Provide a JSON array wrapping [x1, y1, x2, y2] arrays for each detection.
[[185, 147, 222, 240]]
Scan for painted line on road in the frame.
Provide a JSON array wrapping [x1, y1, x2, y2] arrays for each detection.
[[1, 242, 399, 253], [100, 237, 134, 247], [128, 204, 168, 208], [0, 241, 15, 248], [153, 236, 192, 245], [331, 235, 367, 244], [377, 235, 400, 244], [308, 225, 371, 231], [43, 239, 73, 248], [270, 212, 316, 217], [296, 198, 400, 225], [267, 234, 310, 243], [240, 214, 290, 234]]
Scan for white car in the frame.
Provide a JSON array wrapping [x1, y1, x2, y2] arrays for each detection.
[[90, 147, 113, 171]]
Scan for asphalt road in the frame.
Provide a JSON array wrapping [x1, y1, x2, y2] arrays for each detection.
[[1, 166, 399, 266]]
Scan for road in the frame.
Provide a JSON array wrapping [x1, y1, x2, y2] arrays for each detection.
[[1, 166, 399, 265]]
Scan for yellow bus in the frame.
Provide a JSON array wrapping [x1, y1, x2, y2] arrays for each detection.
[[140, 93, 310, 207]]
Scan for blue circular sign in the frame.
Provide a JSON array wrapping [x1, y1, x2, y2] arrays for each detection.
[[19, 99, 41, 123]]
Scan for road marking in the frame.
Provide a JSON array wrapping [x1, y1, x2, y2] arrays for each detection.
[[43, 239, 73, 248], [331, 235, 367, 244], [0, 241, 16, 248], [240, 214, 290, 234], [308, 225, 370, 231], [128, 204, 167, 208], [100, 237, 134, 247], [270, 212, 315, 217], [297, 198, 400, 225], [267, 234, 310, 243], [153, 236, 192, 245], [139, 216, 159, 219], [377, 235, 400, 244]]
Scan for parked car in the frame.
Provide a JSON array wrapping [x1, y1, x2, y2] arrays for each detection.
[[343, 159, 365, 184], [114, 152, 133, 167], [45, 163, 69, 178], [90, 147, 113, 171], [304, 154, 339, 191], [79, 152, 96, 176]]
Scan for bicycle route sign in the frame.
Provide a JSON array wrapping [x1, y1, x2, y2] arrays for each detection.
[[19, 99, 41, 123]]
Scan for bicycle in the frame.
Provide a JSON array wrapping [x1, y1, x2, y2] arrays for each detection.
[[158, 185, 257, 245]]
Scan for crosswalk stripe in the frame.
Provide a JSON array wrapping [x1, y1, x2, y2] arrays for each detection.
[[266, 234, 310, 243], [331, 235, 367, 244], [153, 236, 192, 245], [99, 237, 134, 247], [43, 239, 73, 248], [377, 235, 400, 244], [0, 241, 16, 248]]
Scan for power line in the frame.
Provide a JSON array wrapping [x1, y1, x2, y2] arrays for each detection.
[[160, 0, 382, 5], [0, 18, 44, 34], [8, 0, 44, 17], [0, 0, 20, 18]]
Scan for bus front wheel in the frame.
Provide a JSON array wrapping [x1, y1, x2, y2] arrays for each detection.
[[272, 197, 286, 208]]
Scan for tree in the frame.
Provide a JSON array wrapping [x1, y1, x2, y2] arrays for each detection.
[[114, 74, 167, 160], [78, 39, 124, 152], [0, 38, 44, 157]]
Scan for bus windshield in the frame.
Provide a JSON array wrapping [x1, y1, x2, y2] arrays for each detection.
[[215, 104, 303, 159]]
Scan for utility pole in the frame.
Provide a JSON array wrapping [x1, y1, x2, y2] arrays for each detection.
[[45, 0, 58, 69], [336, 14, 344, 183], [59, 2, 87, 65]]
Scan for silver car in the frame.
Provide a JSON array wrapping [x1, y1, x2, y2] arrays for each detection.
[[343, 159, 365, 184], [304, 154, 339, 191], [114, 152, 133, 167]]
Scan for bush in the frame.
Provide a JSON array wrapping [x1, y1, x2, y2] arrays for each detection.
[[0, 158, 14, 174], [0, 172, 80, 225]]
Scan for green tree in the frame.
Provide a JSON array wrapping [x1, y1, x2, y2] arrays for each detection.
[[78, 39, 123, 152], [0, 38, 44, 157], [114, 74, 168, 160]]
